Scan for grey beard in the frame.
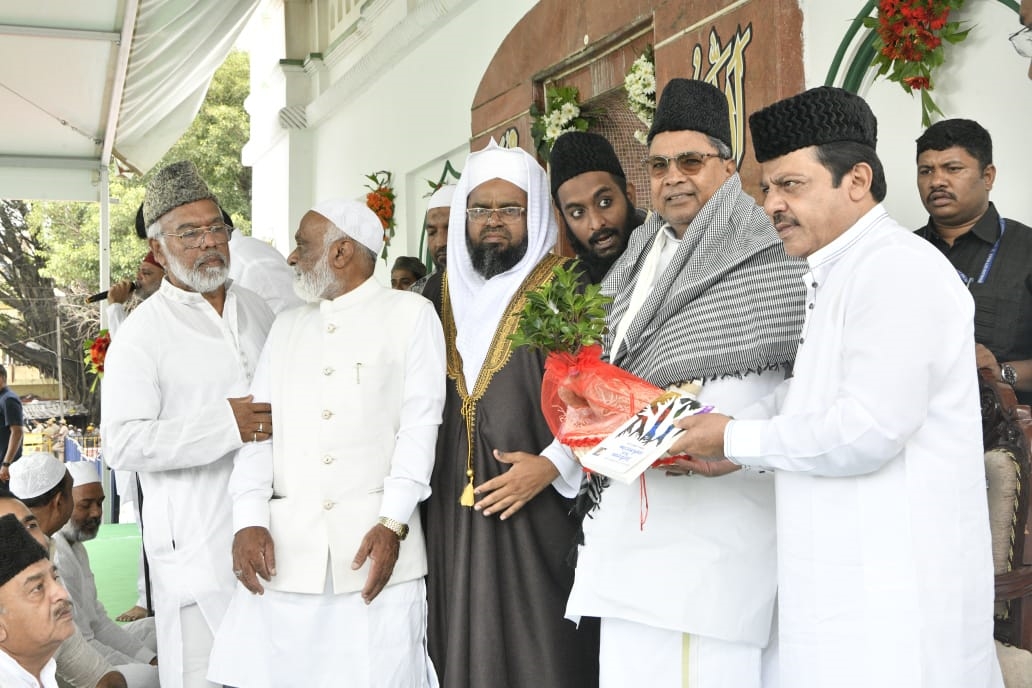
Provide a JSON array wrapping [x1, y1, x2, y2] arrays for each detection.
[[164, 249, 229, 294], [69, 522, 99, 542], [467, 232, 529, 279], [292, 254, 339, 302]]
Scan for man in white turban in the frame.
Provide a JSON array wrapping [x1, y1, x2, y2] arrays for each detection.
[[208, 200, 445, 688], [423, 140, 597, 688]]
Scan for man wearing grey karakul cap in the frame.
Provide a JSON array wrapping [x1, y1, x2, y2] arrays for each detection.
[[101, 160, 275, 688]]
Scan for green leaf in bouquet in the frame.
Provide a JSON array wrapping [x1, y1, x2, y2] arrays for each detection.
[[510, 260, 612, 355]]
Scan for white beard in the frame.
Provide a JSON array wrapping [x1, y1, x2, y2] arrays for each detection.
[[164, 248, 229, 294], [293, 253, 339, 302]]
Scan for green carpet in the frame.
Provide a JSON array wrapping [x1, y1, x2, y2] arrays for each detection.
[[82, 522, 143, 620]]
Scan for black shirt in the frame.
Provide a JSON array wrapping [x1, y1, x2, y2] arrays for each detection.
[[917, 202, 1032, 404], [0, 386, 24, 464]]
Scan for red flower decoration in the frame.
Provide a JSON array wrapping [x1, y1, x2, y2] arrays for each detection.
[[82, 330, 111, 392], [364, 171, 396, 261], [865, 0, 969, 126]]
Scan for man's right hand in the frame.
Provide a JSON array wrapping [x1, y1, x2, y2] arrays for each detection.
[[107, 279, 135, 305], [232, 526, 277, 595], [229, 395, 273, 443]]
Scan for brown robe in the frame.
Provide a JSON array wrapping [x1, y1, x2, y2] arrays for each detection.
[[424, 255, 598, 688]]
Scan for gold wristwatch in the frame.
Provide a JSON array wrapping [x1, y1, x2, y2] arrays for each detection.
[[378, 516, 409, 541]]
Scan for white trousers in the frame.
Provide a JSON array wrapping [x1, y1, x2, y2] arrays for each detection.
[[177, 604, 218, 688], [598, 617, 769, 688], [208, 575, 436, 688]]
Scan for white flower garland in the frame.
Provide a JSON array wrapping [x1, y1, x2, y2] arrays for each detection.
[[624, 46, 656, 145]]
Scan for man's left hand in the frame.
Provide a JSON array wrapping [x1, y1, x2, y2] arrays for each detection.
[[352, 524, 399, 605], [474, 450, 559, 520], [666, 413, 733, 461], [0, 464, 9, 483]]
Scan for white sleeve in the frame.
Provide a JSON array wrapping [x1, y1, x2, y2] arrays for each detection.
[[101, 338, 243, 473], [379, 303, 447, 525], [540, 438, 582, 498], [230, 341, 275, 532], [105, 303, 126, 337], [724, 253, 969, 477]]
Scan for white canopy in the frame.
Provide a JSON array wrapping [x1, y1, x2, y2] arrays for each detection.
[[0, 0, 259, 202]]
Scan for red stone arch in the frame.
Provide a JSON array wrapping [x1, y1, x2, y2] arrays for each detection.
[[471, 0, 805, 204]]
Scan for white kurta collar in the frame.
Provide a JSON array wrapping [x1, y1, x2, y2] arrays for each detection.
[[806, 204, 888, 274], [158, 276, 235, 306], [320, 276, 380, 315]]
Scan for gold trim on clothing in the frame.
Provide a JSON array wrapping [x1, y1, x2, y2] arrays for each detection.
[[440, 253, 566, 506]]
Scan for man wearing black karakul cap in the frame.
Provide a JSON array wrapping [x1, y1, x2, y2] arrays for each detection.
[[0, 512, 76, 688], [561, 79, 806, 687], [669, 86, 1004, 688], [549, 131, 644, 282]]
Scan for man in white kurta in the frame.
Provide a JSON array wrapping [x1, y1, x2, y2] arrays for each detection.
[[53, 462, 158, 687], [559, 79, 807, 688], [672, 86, 1003, 688], [208, 199, 445, 688], [102, 160, 275, 688]]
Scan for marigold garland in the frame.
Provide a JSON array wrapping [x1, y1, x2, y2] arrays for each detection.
[[82, 330, 110, 392], [864, 0, 969, 126], [364, 170, 396, 261]]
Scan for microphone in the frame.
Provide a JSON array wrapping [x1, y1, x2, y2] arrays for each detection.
[[85, 281, 137, 304]]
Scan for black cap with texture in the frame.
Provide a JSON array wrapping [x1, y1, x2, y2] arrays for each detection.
[[549, 132, 626, 200], [749, 86, 878, 163], [647, 79, 732, 148], [0, 513, 49, 588]]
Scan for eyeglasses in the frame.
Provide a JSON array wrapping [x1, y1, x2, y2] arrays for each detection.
[[642, 151, 724, 178], [465, 207, 527, 224], [162, 223, 233, 249], [1011, 27, 1032, 59]]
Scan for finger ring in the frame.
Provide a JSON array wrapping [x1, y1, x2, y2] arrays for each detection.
[[686, 470, 694, 476], [233, 569, 243, 577], [252, 432, 258, 442], [258, 423, 263, 433]]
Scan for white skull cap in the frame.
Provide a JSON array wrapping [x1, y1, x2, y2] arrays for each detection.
[[9, 452, 67, 500]]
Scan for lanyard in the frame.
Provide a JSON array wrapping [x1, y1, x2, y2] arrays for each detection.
[[957, 217, 1006, 287]]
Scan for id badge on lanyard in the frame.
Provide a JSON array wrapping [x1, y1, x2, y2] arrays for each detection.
[[957, 218, 1006, 288]]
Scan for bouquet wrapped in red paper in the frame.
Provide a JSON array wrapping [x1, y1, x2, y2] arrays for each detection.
[[540, 343, 663, 448], [511, 261, 671, 456]]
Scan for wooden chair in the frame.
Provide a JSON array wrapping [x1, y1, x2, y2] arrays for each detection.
[[980, 371, 1032, 685]]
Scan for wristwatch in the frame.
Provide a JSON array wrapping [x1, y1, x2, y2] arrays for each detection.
[[377, 516, 409, 541], [1001, 363, 1019, 387]]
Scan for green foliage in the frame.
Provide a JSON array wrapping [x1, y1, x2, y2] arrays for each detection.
[[37, 50, 252, 289], [509, 260, 612, 355], [154, 50, 252, 230]]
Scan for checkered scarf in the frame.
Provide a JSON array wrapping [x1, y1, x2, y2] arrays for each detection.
[[601, 174, 806, 385], [569, 176, 807, 536]]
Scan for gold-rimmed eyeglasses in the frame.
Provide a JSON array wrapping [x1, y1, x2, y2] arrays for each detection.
[[162, 223, 233, 249], [642, 151, 724, 178]]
